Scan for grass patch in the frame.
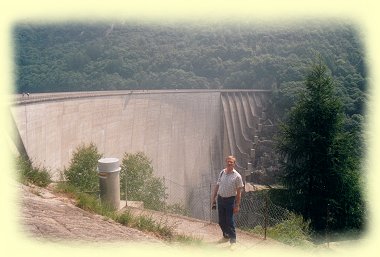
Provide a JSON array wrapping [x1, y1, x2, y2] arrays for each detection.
[[122, 214, 174, 240], [134, 215, 157, 231], [114, 210, 134, 226], [246, 213, 314, 248], [151, 219, 174, 239], [173, 234, 204, 246], [76, 192, 115, 217], [53, 182, 79, 198], [16, 155, 51, 187], [54, 181, 176, 240]]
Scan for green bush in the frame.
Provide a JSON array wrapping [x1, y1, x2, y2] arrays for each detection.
[[115, 211, 134, 226], [249, 213, 313, 247], [47, 147, 179, 241], [268, 213, 312, 246], [120, 152, 167, 211], [63, 143, 102, 193], [16, 155, 51, 187]]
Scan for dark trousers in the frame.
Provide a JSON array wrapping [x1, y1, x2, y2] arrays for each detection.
[[217, 195, 236, 243]]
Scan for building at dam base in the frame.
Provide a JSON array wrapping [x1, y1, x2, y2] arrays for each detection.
[[11, 90, 277, 219]]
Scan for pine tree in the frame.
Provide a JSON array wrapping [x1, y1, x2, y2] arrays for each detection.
[[277, 60, 365, 232]]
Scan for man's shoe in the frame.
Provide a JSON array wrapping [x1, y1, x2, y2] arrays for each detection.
[[229, 243, 237, 251], [216, 237, 229, 244]]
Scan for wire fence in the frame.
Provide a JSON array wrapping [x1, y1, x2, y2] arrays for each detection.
[[154, 177, 291, 239]]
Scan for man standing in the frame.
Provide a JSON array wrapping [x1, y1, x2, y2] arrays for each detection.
[[211, 155, 244, 247]]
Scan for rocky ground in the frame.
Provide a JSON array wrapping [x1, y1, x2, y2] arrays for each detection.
[[19, 184, 162, 244]]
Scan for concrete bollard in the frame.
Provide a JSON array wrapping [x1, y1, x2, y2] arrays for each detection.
[[98, 158, 121, 210]]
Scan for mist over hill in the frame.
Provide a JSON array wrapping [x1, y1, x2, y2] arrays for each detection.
[[13, 20, 366, 120]]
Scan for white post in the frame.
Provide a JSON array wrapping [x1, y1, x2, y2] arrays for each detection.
[[98, 158, 121, 210]]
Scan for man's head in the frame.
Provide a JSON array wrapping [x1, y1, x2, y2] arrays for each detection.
[[225, 155, 236, 171]]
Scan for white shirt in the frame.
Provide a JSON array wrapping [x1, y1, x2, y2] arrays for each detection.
[[217, 169, 244, 198]]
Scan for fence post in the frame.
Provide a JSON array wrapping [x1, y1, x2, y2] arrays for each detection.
[[209, 183, 212, 223], [326, 203, 330, 248], [125, 169, 128, 205], [163, 176, 166, 213], [264, 192, 268, 240]]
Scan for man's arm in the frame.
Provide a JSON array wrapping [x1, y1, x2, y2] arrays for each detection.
[[211, 184, 219, 205], [233, 187, 242, 213], [212, 171, 223, 205]]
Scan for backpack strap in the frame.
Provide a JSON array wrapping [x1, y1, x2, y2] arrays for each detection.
[[218, 170, 224, 180], [218, 169, 224, 180]]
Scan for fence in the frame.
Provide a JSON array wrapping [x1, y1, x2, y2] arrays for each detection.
[[158, 177, 291, 240]]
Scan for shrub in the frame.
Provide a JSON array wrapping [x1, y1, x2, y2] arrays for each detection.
[[268, 213, 312, 246], [63, 143, 102, 193], [248, 213, 313, 247], [115, 211, 134, 226], [16, 155, 51, 187], [120, 152, 167, 211]]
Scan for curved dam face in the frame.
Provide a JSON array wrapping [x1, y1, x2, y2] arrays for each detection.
[[11, 90, 274, 217]]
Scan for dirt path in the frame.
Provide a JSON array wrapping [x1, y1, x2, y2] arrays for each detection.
[[19, 183, 288, 251], [125, 205, 284, 250]]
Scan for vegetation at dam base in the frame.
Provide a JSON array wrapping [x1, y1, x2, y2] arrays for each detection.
[[61, 143, 171, 212], [16, 144, 312, 246], [14, 145, 323, 247], [245, 212, 313, 248], [15, 146, 190, 242], [120, 152, 167, 211], [16, 155, 51, 187], [62, 143, 102, 193]]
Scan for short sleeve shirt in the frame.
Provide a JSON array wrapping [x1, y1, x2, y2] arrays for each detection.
[[217, 169, 244, 197]]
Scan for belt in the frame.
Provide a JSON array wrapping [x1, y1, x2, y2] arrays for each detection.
[[218, 195, 235, 199]]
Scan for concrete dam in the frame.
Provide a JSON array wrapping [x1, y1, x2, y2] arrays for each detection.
[[11, 90, 278, 219]]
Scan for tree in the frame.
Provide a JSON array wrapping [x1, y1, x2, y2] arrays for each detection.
[[120, 152, 167, 211], [63, 143, 102, 193], [276, 60, 365, 232]]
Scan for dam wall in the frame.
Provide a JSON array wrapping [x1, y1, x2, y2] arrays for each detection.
[[11, 90, 274, 217]]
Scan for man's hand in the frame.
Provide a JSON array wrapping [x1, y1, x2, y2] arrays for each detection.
[[233, 205, 240, 213]]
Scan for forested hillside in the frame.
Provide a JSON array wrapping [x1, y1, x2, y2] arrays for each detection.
[[13, 21, 366, 120]]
